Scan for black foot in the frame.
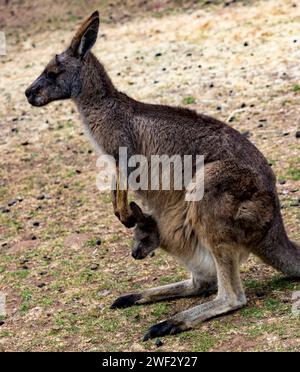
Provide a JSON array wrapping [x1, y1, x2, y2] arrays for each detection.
[[110, 293, 142, 309], [143, 320, 185, 341]]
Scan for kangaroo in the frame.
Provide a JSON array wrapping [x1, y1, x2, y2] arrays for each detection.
[[25, 11, 300, 341]]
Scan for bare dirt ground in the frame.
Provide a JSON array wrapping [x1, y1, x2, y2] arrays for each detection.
[[0, 0, 299, 352]]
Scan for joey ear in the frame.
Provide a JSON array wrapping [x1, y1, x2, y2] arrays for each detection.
[[70, 11, 100, 59], [130, 202, 145, 223]]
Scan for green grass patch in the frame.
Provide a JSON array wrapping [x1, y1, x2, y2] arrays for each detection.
[[84, 237, 101, 248], [292, 84, 300, 93], [182, 96, 196, 105], [287, 167, 300, 181], [192, 331, 217, 352], [150, 303, 171, 318]]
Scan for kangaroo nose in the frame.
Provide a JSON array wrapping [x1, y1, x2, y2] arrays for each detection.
[[25, 87, 32, 99]]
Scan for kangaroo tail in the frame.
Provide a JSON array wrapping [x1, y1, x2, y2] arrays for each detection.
[[254, 215, 300, 278]]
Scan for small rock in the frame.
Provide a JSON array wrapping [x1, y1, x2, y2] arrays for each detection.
[[255, 290, 266, 298], [98, 289, 111, 297], [90, 264, 99, 271], [7, 200, 17, 207], [241, 131, 251, 138], [155, 339, 163, 348], [0, 321, 4, 326], [36, 194, 45, 200], [96, 239, 102, 246], [244, 41, 249, 47], [37, 283, 46, 288], [149, 252, 155, 258], [21, 141, 29, 146], [278, 179, 286, 185], [39, 271, 48, 276], [0, 207, 10, 214], [295, 131, 300, 138], [31, 235, 37, 241], [283, 132, 290, 137], [20, 258, 29, 265], [33, 221, 40, 227], [155, 52, 162, 57]]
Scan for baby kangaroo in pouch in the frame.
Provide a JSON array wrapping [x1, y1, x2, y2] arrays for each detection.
[[111, 168, 160, 259], [26, 11, 300, 340]]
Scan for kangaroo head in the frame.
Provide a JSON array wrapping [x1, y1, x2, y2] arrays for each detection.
[[130, 202, 161, 260], [25, 11, 100, 107]]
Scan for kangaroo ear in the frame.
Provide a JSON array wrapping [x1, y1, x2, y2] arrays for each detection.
[[130, 202, 145, 223], [70, 11, 99, 58]]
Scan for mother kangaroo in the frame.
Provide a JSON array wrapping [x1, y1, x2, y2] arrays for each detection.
[[25, 12, 300, 340]]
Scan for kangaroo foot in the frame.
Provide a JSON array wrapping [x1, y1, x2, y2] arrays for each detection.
[[110, 293, 142, 309], [143, 320, 185, 341]]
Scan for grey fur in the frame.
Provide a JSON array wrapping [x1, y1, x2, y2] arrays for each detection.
[[25, 12, 300, 340]]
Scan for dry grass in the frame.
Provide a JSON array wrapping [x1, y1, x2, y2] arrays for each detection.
[[0, 0, 299, 351]]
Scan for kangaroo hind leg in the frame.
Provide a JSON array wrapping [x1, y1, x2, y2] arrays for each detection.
[[110, 245, 217, 309], [143, 245, 246, 340]]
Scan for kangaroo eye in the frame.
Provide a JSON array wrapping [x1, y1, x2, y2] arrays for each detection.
[[46, 71, 58, 80]]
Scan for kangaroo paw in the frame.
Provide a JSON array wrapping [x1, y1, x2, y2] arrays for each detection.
[[110, 293, 142, 309], [114, 212, 136, 229], [121, 215, 137, 229], [143, 320, 186, 341]]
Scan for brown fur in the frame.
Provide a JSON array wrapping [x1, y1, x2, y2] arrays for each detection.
[[25, 12, 300, 340]]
